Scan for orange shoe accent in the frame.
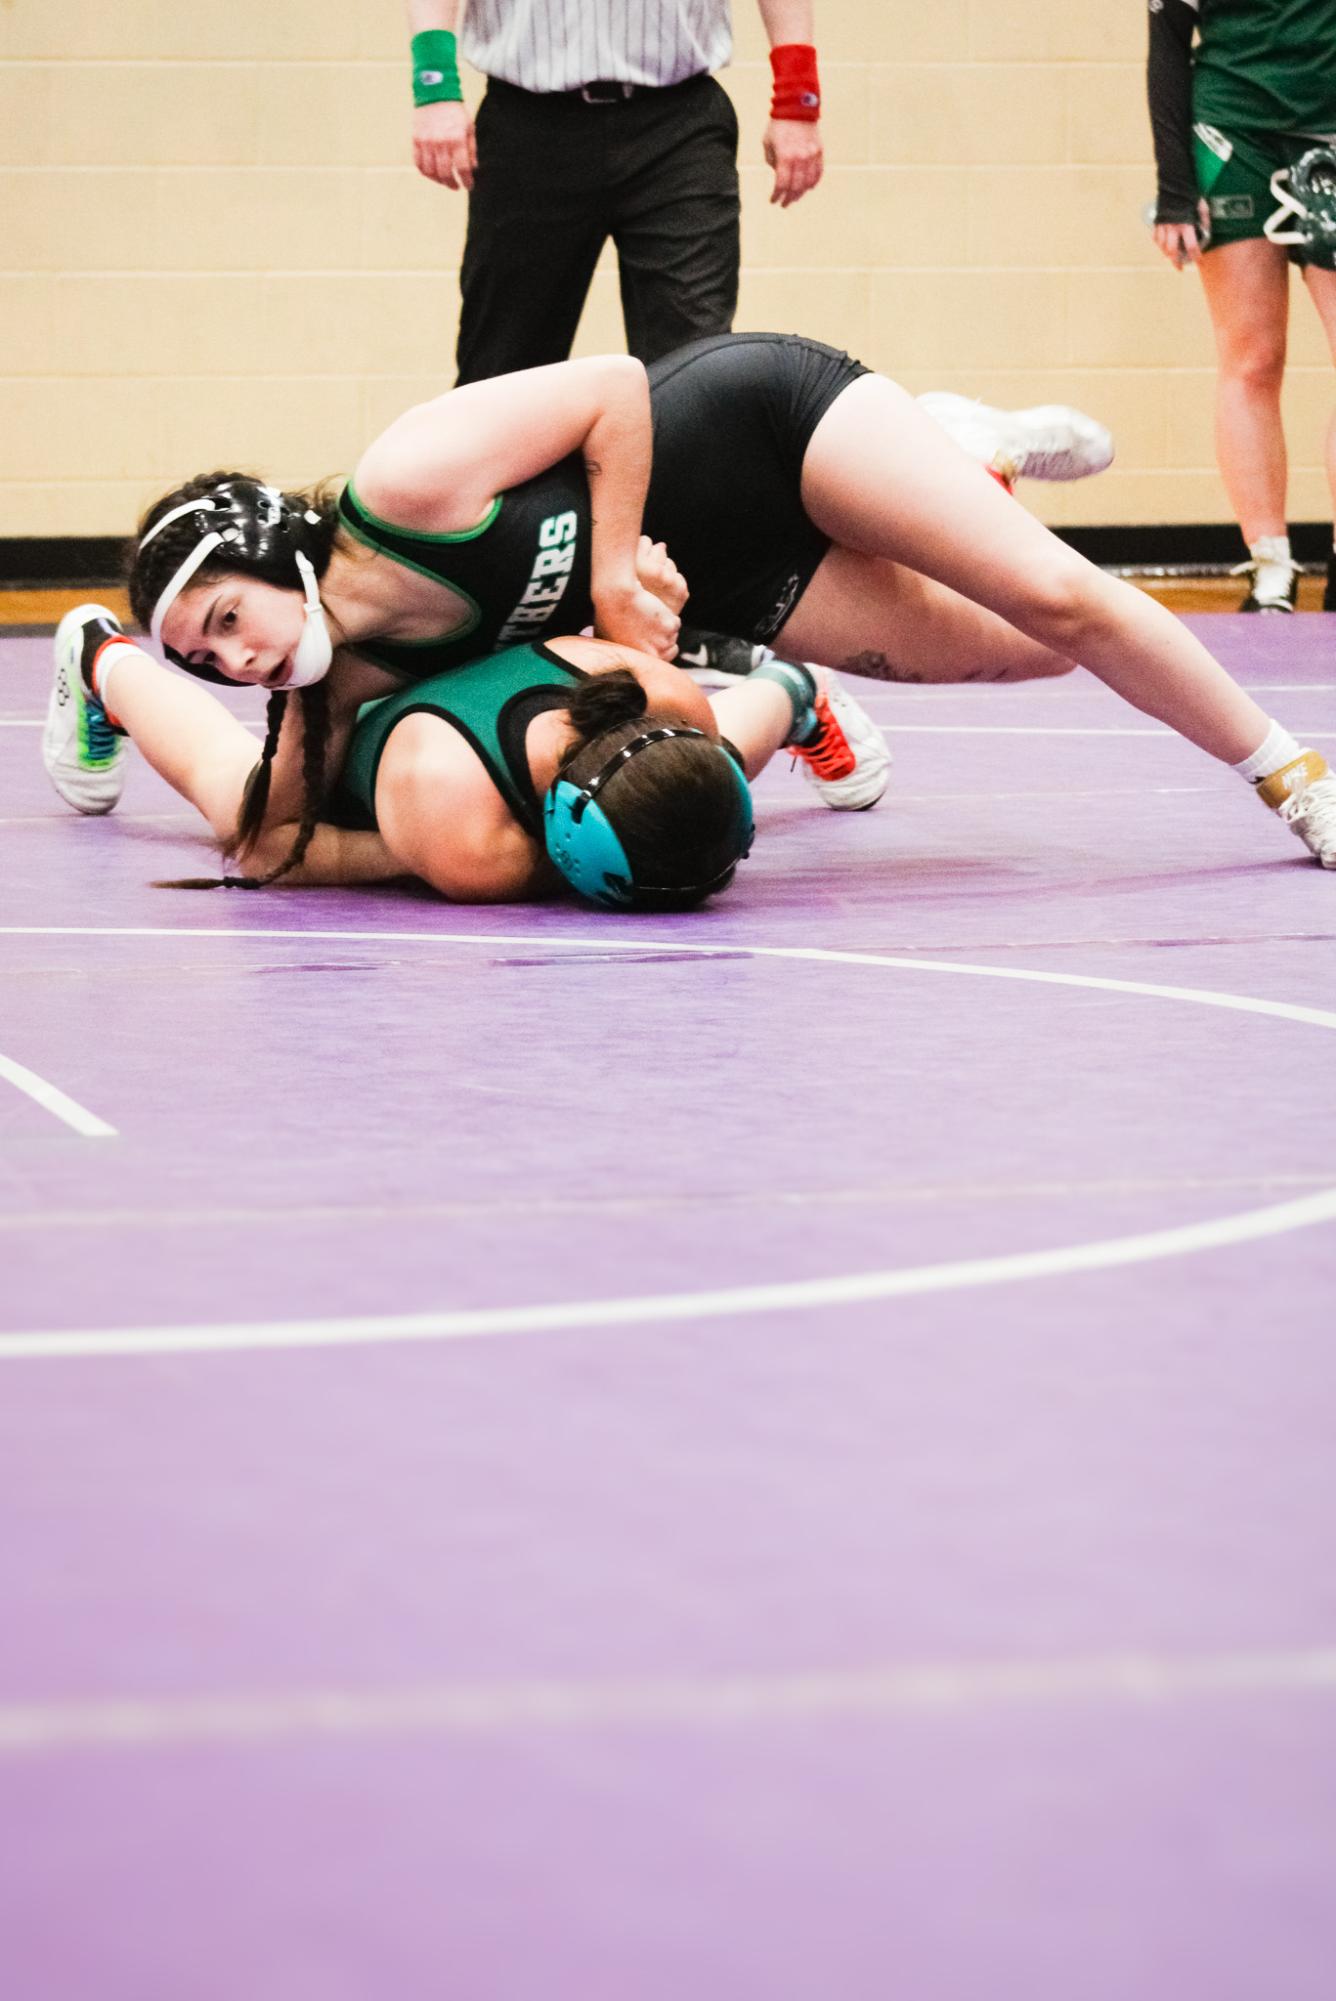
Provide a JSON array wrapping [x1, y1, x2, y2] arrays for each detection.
[[1256, 749, 1329, 810], [788, 690, 855, 781]]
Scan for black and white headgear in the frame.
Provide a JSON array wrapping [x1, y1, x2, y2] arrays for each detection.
[[140, 479, 333, 687]]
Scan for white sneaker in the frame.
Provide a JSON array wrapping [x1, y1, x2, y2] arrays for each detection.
[[917, 391, 1114, 483], [1232, 556, 1299, 614], [43, 603, 129, 815], [1275, 768, 1336, 867], [788, 671, 892, 811]]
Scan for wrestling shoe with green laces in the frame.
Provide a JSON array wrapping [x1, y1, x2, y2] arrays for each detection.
[[790, 674, 892, 811], [43, 604, 129, 815]]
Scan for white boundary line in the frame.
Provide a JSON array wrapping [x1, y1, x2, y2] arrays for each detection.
[[0, 1051, 116, 1138], [2, 928, 1336, 1359], [2, 1646, 1335, 1755], [4, 1188, 1335, 1362]]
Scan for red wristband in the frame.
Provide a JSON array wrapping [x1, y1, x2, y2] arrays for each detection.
[[769, 43, 820, 123]]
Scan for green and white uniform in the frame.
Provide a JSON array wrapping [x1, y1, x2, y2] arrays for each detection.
[[334, 640, 585, 831], [1149, 0, 1336, 262]]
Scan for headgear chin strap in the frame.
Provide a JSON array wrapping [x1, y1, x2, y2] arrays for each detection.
[[1264, 144, 1336, 253], [286, 549, 333, 687], [543, 726, 755, 910]]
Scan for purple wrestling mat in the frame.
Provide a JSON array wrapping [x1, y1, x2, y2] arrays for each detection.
[[2, 619, 1335, 1999]]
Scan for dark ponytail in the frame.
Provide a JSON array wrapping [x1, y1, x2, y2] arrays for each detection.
[[562, 667, 650, 743]]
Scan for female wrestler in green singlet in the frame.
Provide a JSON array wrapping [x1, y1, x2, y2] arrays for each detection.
[[54, 620, 830, 910]]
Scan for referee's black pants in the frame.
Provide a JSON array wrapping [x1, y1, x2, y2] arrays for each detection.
[[455, 74, 741, 384]]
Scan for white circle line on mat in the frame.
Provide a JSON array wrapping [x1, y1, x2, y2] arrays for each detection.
[[3, 1646, 1336, 1755], [2, 928, 1335, 1360]]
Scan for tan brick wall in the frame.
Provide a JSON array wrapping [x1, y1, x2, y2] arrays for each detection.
[[2, 0, 1331, 536]]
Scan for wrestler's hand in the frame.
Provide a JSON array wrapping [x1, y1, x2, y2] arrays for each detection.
[[765, 118, 824, 207], [593, 581, 681, 660], [412, 101, 477, 190], [635, 535, 689, 616]]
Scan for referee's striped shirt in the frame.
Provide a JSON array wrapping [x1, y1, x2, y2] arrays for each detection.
[[459, 0, 734, 91]]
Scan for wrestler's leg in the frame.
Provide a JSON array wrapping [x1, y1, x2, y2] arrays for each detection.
[[791, 372, 1274, 764]]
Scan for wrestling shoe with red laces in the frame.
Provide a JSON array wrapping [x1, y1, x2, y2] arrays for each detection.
[[789, 674, 891, 811]]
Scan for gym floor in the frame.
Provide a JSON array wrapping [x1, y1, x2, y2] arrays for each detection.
[[2, 609, 1334, 1999]]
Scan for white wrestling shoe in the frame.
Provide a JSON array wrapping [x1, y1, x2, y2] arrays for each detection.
[[1269, 763, 1336, 868], [1232, 549, 1300, 614], [917, 391, 1115, 483], [789, 673, 892, 811], [43, 603, 129, 815]]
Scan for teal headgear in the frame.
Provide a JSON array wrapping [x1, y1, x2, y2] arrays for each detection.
[[543, 726, 755, 909]]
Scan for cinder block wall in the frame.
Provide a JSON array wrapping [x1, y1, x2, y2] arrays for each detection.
[[3, 0, 1331, 538]]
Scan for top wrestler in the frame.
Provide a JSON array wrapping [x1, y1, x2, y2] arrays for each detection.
[[46, 332, 1336, 876]]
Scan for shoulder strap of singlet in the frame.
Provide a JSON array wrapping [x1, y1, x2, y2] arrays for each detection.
[[335, 479, 502, 674], [337, 479, 502, 579], [340, 641, 587, 837]]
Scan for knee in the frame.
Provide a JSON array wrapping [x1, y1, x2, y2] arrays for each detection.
[[1011, 559, 1104, 662], [1218, 335, 1287, 394]]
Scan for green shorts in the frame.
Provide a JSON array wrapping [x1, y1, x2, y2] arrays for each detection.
[[1193, 123, 1336, 269]]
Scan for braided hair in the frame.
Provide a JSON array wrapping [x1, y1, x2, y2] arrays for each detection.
[[555, 669, 752, 911], [131, 472, 339, 889]]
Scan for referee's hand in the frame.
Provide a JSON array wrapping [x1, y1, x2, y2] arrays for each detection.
[[413, 101, 477, 190], [764, 118, 823, 207]]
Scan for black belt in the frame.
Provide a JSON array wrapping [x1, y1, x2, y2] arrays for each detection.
[[491, 75, 705, 107]]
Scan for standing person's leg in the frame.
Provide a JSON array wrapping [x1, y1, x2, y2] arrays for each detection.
[[1198, 236, 1296, 607], [612, 78, 740, 366], [1299, 262, 1336, 608], [455, 85, 610, 383]]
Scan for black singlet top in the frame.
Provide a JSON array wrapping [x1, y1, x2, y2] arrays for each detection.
[[337, 454, 594, 680]]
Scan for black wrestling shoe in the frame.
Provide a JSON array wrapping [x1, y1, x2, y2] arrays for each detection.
[[1323, 552, 1336, 612], [676, 627, 766, 680]]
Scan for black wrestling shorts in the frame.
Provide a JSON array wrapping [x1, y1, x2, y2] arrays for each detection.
[[645, 332, 868, 642]]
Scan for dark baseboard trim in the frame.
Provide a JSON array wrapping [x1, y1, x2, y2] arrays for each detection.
[[1055, 521, 1331, 572], [0, 523, 1332, 587], [1, 538, 125, 587]]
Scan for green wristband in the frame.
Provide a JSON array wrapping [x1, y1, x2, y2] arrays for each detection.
[[412, 28, 463, 107]]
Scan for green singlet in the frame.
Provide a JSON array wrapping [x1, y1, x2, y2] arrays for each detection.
[[1192, 0, 1336, 136], [333, 640, 585, 833]]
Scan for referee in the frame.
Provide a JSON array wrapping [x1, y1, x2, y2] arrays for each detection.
[[406, 1, 825, 383]]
